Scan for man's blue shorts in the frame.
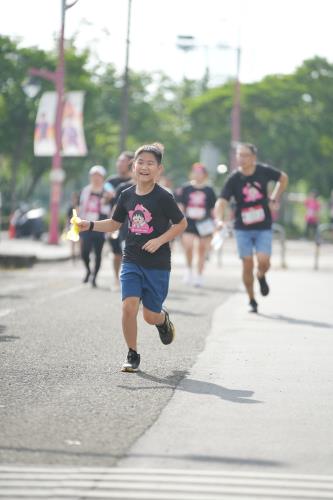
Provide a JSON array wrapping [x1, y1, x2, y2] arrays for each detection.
[[234, 229, 273, 258], [120, 262, 170, 313]]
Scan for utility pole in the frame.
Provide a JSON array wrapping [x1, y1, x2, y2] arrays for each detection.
[[28, 0, 79, 244], [120, 0, 132, 152]]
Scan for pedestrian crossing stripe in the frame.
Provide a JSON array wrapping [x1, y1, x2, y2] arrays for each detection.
[[1, 467, 333, 499]]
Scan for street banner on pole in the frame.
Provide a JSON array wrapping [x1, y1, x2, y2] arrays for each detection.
[[62, 91, 87, 156], [34, 91, 87, 157], [34, 91, 57, 156]]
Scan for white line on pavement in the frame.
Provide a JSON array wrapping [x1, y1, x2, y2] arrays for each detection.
[[1, 468, 333, 499], [0, 309, 13, 318]]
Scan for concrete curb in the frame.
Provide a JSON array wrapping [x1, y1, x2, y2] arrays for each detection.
[[0, 254, 37, 268]]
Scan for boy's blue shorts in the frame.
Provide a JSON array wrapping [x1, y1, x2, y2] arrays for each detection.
[[234, 229, 273, 258], [120, 262, 170, 313]]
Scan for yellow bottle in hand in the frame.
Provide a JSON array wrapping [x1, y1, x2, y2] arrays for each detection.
[[67, 209, 81, 242]]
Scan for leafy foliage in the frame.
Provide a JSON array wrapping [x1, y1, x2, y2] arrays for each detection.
[[0, 33, 332, 222]]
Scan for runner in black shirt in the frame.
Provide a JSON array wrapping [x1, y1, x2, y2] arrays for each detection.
[[113, 176, 135, 253], [105, 151, 134, 290], [176, 163, 216, 287], [216, 143, 288, 312], [77, 143, 187, 372]]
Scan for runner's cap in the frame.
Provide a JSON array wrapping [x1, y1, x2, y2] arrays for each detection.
[[89, 165, 106, 177]]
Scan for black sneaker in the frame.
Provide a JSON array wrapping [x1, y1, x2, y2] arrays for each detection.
[[258, 275, 269, 296], [121, 348, 140, 372], [156, 309, 175, 345], [249, 298, 258, 313], [83, 270, 91, 283]]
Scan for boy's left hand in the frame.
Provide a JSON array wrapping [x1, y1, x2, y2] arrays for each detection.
[[142, 238, 163, 253]]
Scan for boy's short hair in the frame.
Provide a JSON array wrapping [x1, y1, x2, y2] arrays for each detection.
[[134, 142, 164, 164]]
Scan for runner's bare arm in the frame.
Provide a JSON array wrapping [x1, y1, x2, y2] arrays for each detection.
[[215, 198, 228, 226], [270, 172, 289, 202]]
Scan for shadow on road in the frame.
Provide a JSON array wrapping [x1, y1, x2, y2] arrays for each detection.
[[0, 445, 283, 467], [258, 313, 333, 330], [0, 294, 23, 300], [119, 370, 262, 404], [0, 324, 20, 342], [169, 285, 240, 298], [167, 308, 205, 317]]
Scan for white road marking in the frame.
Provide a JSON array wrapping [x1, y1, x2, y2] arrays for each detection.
[[1, 467, 333, 499], [0, 309, 13, 318]]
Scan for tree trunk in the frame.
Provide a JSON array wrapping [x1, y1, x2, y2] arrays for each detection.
[[25, 164, 47, 200]]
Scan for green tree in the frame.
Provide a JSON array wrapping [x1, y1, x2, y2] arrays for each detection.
[[188, 57, 333, 196]]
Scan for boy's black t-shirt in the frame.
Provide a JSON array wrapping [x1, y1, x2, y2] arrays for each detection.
[[112, 184, 184, 270], [114, 180, 134, 242], [220, 164, 282, 230]]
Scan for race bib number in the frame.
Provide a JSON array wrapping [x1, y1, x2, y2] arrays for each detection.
[[195, 218, 215, 237], [186, 206, 205, 220], [86, 211, 100, 222], [241, 205, 265, 225]]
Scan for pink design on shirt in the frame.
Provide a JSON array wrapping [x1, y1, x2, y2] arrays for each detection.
[[305, 198, 320, 223], [188, 190, 206, 207], [128, 204, 154, 234], [242, 182, 264, 202]]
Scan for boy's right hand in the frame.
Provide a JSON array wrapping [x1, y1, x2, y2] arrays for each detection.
[[76, 219, 90, 232]]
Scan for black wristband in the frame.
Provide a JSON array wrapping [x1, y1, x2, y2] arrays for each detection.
[[88, 221, 94, 231]]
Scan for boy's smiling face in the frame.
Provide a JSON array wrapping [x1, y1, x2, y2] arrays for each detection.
[[133, 152, 162, 184]]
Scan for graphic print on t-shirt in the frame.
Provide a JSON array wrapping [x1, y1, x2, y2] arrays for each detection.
[[241, 182, 265, 225], [242, 182, 264, 203], [186, 190, 207, 220], [128, 203, 154, 235], [85, 194, 101, 221]]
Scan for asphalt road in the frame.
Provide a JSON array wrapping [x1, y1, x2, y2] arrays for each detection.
[[0, 249, 239, 466]]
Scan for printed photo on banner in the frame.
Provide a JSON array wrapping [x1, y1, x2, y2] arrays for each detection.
[[34, 91, 87, 157], [34, 91, 57, 156], [62, 92, 87, 157]]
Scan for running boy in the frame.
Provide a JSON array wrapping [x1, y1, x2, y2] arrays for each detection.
[[77, 143, 187, 372]]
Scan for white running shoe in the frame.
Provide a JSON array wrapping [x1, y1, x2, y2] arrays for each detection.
[[182, 268, 193, 285], [193, 274, 203, 288]]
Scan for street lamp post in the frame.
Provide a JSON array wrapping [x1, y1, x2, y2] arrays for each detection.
[[29, 0, 79, 244], [229, 46, 241, 171], [176, 37, 241, 170], [216, 43, 241, 170]]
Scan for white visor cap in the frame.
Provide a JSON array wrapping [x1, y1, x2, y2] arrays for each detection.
[[89, 165, 106, 177]]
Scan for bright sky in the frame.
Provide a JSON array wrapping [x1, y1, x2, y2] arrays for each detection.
[[1, 0, 332, 84]]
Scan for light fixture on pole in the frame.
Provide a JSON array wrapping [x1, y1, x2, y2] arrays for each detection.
[[176, 35, 211, 85], [22, 77, 41, 99], [176, 35, 196, 52]]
